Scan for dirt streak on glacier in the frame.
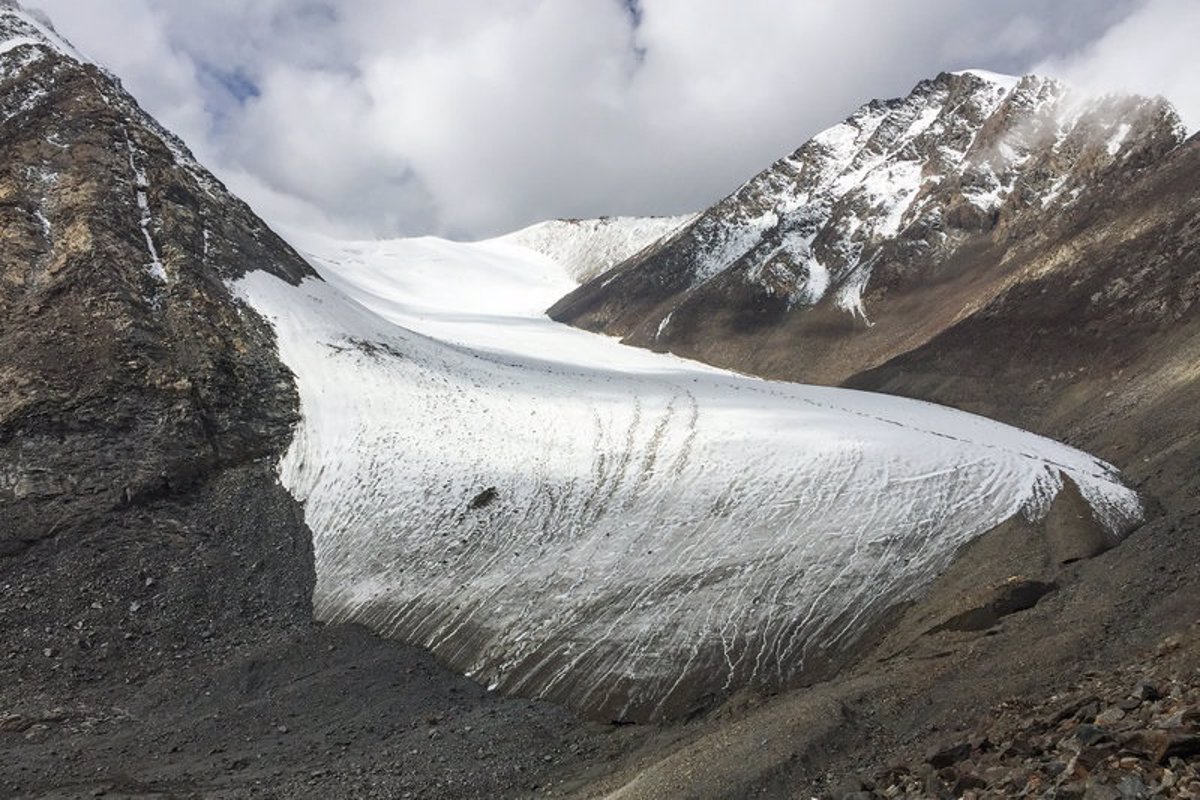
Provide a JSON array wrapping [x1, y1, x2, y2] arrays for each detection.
[[234, 227, 1142, 722]]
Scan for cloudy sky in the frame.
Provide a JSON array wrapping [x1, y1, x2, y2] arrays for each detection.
[[34, 0, 1200, 239]]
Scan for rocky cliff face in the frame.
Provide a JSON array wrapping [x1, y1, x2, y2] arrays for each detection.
[[0, 5, 315, 557], [0, 0, 328, 714], [549, 70, 1185, 384]]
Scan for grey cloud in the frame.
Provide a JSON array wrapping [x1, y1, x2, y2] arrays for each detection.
[[33, 0, 1193, 239]]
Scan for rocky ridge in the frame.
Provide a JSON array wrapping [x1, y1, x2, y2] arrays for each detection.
[[0, 1, 323, 697]]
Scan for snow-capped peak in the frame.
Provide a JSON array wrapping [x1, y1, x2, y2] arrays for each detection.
[[686, 69, 1177, 312], [549, 69, 1185, 341], [0, 1, 85, 64], [951, 68, 1021, 92]]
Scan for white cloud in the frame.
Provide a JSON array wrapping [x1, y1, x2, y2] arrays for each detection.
[[1036, 0, 1200, 133], [30, 0, 1192, 239]]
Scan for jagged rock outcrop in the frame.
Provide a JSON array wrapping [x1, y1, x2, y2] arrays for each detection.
[[549, 70, 1185, 385]]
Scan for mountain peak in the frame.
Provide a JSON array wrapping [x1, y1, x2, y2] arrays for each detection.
[[0, 0, 84, 63], [950, 67, 1022, 91], [549, 67, 1184, 381]]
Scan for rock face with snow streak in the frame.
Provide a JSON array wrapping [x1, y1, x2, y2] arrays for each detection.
[[0, 3, 315, 549], [0, 2, 315, 616], [549, 71, 1185, 383], [237, 233, 1141, 723], [497, 214, 696, 283]]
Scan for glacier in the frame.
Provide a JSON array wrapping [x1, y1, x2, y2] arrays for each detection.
[[235, 224, 1141, 721]]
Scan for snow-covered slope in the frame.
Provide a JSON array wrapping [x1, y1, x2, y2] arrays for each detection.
[[236, 231, 1141, 722], [497, 214, 696, 283], [549, 70, 1185, 341]]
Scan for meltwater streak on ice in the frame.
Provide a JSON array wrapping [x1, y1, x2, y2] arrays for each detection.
[[236, 229, 1141, 721]]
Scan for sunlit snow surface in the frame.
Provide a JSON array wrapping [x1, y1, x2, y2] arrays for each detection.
[[497, 214, 696, 283], [236, 228, 1140, 721]]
